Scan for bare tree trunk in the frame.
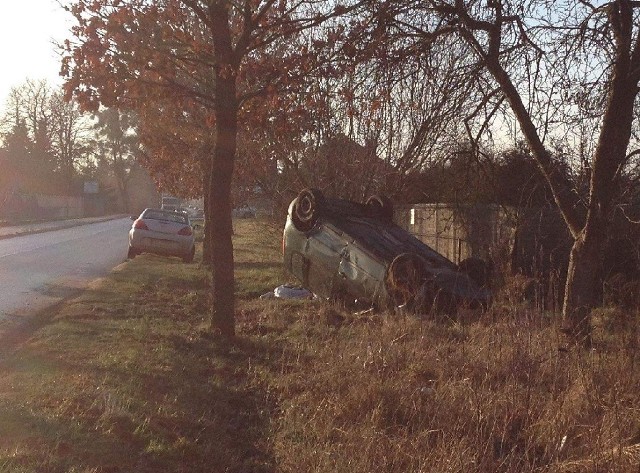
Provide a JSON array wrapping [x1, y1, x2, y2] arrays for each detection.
[[120, 186, 130, 213], [208, 3, 237, 337], [202, 155, 213, 266], [208, 94, 236, 337], [562, 221, 606, 345], [116, 177, 130, 213], [560, 34, 639, 342]]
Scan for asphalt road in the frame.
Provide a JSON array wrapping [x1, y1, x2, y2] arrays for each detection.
[[0, 217, 131, 319]]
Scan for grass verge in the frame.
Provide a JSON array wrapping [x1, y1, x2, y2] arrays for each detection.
[[1, 219, 639, 472]]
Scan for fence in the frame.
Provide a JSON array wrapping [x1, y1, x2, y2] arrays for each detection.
[[394, 203, 516, 264], [395, 203, 574, 311], [1, 191, 85, 220]]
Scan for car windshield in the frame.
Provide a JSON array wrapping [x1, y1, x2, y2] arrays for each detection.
[[142, 210, 189, 224]]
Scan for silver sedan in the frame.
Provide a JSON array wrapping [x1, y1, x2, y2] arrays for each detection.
[[128, 209, 195, 262]]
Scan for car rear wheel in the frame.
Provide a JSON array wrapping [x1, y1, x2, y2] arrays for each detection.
[[457, 257, 491, 288], [292, 188, 325, 231], [385, 252, 427, 308], [366, 195, 393, 222]]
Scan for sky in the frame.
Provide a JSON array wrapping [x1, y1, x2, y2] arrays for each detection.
[[0, 0, 73, 111]]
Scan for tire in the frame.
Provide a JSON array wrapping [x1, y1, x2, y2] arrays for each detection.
[[365, 195, 394, 222], [183, 246, 195, 263], [292, 188, 325, 232], [127, 246, 137, 259], [385, 252, 428, 308], [457, 257, 491, 288]]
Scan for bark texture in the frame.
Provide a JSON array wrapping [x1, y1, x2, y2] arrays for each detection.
[[202, 160, 213, 266], [208, 2, 238, 337], [562, 227, 606, 344]]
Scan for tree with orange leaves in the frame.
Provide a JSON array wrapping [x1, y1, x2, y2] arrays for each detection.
[[63, 0, 354, 336]]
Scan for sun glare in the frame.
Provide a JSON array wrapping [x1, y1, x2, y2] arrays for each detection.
[[0, 0, 72, 109]]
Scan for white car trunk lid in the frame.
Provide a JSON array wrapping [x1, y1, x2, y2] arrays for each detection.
[[144, 218, 183, 235]]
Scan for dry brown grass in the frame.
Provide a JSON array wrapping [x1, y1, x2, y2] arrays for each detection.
[[250, 303, 640, 473], [0, 218, 639, 472]]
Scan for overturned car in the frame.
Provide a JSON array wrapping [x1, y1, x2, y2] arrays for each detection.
[[282, 189, 491, 313]]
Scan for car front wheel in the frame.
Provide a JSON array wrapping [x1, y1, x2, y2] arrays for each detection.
[[127, 246, 138, 259], [457, 257, 491, 289]]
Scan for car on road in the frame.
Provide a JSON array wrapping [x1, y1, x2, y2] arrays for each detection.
[[282, 189, 491, 313], [128, 208, 195, 263]]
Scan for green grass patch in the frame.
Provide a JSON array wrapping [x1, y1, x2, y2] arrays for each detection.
[[1, 218, 640, 472], [233, 221, 285, 299]]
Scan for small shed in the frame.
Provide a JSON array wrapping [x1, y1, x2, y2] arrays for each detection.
[[394, 203, 516, 265]]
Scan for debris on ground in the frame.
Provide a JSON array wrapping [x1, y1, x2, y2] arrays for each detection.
[[260, 284, 315, 300]]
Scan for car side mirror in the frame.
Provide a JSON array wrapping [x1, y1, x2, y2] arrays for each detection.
[[130, 216, 137, 221]]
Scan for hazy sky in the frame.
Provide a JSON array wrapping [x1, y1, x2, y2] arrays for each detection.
[[0, 0, 72, 108]]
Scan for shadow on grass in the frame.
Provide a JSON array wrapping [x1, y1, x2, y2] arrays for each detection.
[[0, 228, 286, 472], [235, 261, 281, 271], [0, 325, 281, 473]]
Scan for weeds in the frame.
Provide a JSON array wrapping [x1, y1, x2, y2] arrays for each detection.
[[0, 219, 638, 472]]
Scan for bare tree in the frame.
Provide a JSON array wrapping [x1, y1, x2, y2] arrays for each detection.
[[50, 91, 91, 193], [1, 81, 56, 176], [1, 81, 90, 192], [363, 0, 640, 343]]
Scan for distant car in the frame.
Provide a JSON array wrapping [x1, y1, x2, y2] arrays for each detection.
[[161, 195, 181, 212], [282, 189, 491, 313], [128, 208, 195, 263], [190, 209, 205, 229], [232, 204, 256, 218]]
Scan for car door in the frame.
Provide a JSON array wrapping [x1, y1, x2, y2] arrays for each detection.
[[337, 243, 387, 305], [303, 223, 347, 299]]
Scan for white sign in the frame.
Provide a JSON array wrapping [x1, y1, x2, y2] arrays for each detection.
[[84, 181, 99, 194]]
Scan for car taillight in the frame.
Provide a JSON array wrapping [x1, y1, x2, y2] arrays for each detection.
[[134, 219, 149, 230], [178, 226, 193, 236]]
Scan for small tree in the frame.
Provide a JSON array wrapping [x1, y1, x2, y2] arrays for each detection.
[[50, 91, 90, 193]]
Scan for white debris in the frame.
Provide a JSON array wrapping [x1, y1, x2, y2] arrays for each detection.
[[260, 285, 315, 300]]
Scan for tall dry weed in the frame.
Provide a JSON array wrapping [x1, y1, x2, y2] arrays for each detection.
[[250, 295, 640, 472]]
